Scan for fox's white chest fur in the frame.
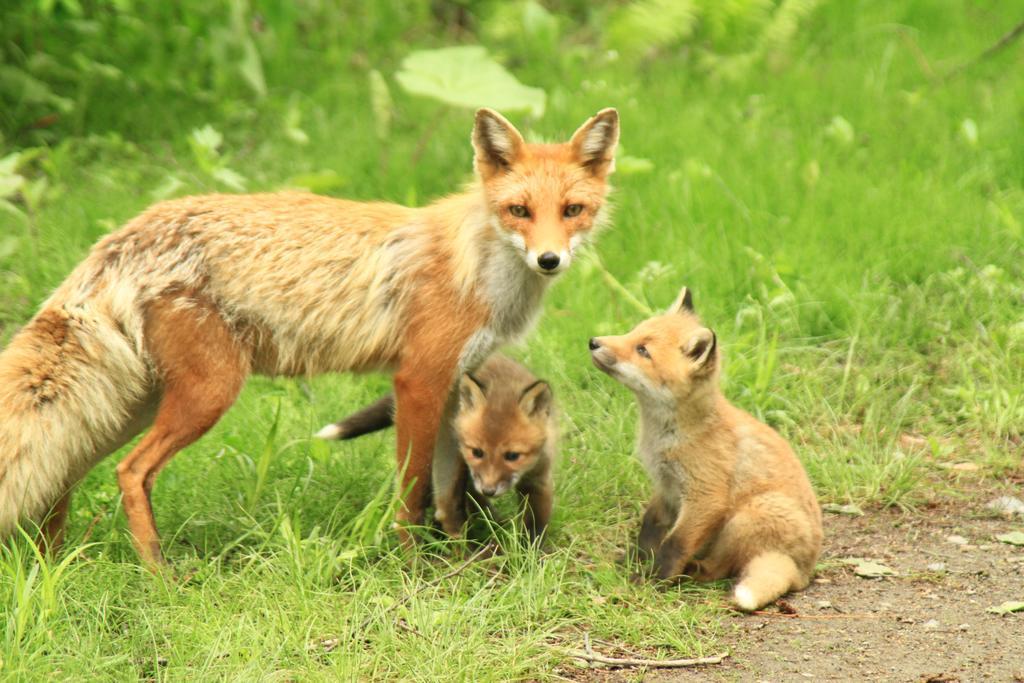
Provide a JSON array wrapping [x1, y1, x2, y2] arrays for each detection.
[[458, 230, 550, 372]]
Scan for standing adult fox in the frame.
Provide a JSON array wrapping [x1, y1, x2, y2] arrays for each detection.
[[0, 107, 619, 566]]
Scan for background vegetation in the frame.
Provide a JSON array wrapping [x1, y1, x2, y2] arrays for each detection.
[[1, 0, 1022, 679]]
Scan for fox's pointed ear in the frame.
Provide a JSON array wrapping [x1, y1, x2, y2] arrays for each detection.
[[684, 327, 717, 372], [472, 108, 526, 179], [569, 108, 619, 176], [669, 286, 695, 316], [459, 373, 487, 410], [518, 380, 552, 417]]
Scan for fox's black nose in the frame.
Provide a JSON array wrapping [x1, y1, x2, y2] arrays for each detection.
[[481, 486, 497, 497], [588, 337, 600, 350], [537, 252, 560, 271]]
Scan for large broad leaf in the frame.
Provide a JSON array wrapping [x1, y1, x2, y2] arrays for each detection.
[[395, 46, 545, 117]]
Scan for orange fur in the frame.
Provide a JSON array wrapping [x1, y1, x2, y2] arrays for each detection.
[[591, 286, 822, 611], [0, 108, 619, 563]]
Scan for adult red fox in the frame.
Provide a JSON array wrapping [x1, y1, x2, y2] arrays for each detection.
[[0, 107, 619, 566], [590, 286, 822, 611]]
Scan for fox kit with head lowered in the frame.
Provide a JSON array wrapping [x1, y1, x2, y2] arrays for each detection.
[[589, 287, 822, 611], [319, 354, 557, 539], [0, 108, 618, 566]]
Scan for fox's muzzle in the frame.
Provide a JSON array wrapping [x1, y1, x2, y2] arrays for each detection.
[[589, 338, 617, 372]]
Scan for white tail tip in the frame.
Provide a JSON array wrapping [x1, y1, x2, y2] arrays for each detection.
[[314, 423, 343, 440], [733, 585, 759, 612]]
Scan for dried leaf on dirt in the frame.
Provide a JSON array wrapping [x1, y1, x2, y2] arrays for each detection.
[[985, 601, 1024, 615], [823, 503, 864, 516], [842, 558, 898, 578], [996, 531, 1024, 546]]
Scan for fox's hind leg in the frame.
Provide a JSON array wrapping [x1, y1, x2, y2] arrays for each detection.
[[116, 294, 248, 568]]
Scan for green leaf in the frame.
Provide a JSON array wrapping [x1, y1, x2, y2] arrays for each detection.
[[212, 167, 247, 192], [986, 601, 1024, 615], [0, 173, 24, 200], [369, 70, 393, 140], [996, 531, 1024, 546], [395, 46, 546, 117], [825, 115, 855, 145], [822, 503, 864, 516], [616, 155, 654, 175], [606, 0, 697, 56], [285, 170, 346, 194], [842, 558, 897, 578]]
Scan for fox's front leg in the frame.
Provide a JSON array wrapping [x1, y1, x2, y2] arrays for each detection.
[[393, 360, 458, 546], [654, 502, 725, 582], [637, 493, 674, 560]]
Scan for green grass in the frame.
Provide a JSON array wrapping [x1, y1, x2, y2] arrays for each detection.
[[2, 1, 1023, 679]]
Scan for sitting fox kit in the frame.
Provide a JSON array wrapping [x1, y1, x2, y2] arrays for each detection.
[[0, 107, 618, 565], [320, 355, 557, 539], [590, 287, 822, 611]]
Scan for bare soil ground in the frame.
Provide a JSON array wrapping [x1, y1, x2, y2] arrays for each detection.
[[577, 485, 1024, 683]]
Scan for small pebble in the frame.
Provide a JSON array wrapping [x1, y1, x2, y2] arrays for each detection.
[[946, 534, 968, 545], [958, 623, 969, 631], [923, 619, 940, 630], [816, 600, 833, 610], [927, 562, 946, 572]]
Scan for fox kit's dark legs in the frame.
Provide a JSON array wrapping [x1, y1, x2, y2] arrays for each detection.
[[116, 294, 248, 568], [37, 489, 72, 556], [519, 471, 553, 540], [637, 493, 674, 560], [432, 403, 469, 537]]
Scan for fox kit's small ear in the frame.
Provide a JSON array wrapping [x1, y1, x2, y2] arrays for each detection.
[[460, 373, 487, 410], [570, 108, 619, 176], [669, 286, 694, 315], [518, 380, 552, 417], [684, 327, 717, 372], [472, 108, 526, 178]]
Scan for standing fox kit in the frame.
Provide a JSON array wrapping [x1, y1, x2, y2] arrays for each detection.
[[0, 107, 618, 566], [590, 287, 822, 611], [321, 354, 557, 538]]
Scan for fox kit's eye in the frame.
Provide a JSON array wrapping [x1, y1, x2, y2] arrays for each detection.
[[504, 451, 520, 462], [563, 203, 583, 218], [471, 447, 485, 459], [636, 344, 651, 359], [509, 205, 531, 218]]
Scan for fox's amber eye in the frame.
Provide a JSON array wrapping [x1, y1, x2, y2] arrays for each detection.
[[509, 205, 531, 218], [563, 204, 583, 218], [636, 344, 651, 359], [471, 447, 485, 459], [504, 451, 520, 462]]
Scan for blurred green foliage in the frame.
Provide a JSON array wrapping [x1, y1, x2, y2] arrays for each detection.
[[1, 0, 821, 148]]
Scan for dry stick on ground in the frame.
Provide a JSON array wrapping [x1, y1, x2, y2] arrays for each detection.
[[357, 544, 494, 632], [749, 611, 884, 620], [560, 647, 729, 669], [943, 17, 1024, 82]]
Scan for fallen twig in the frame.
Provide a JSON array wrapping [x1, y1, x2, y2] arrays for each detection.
[[561, 647, 728, 669], [749, 610, 883, 620]]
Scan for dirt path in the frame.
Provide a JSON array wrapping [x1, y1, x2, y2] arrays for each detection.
[[586, 490, 1024, 682]]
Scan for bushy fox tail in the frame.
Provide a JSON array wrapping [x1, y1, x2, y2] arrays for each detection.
[[315, 394, 395, 440], [732, 551, 807, 612], [0, 304, 149, 537]]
